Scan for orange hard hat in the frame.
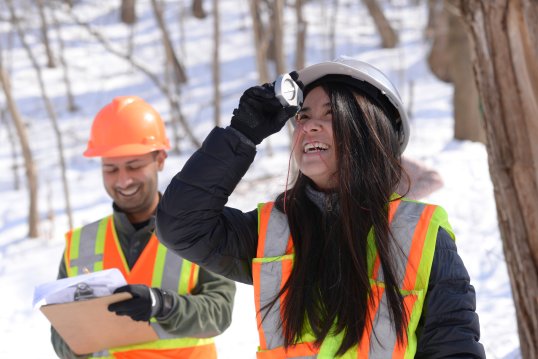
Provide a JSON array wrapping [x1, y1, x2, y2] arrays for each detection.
[[83, 96, 171, 157]]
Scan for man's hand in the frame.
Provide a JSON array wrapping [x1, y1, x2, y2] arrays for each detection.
[[230, 71, 302, 145], [108, 284, 162, 322]]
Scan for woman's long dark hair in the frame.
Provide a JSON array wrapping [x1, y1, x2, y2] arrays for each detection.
[[271, 80, 406, 356]]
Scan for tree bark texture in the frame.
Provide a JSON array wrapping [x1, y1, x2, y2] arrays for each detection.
[[455, 1, 538, 357]]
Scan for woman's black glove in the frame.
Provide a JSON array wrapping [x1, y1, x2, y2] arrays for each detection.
[[108, 284, 168, 322], [230, 72, 302, 145]]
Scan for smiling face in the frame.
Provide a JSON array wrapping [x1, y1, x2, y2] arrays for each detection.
[[292, 86, 338, 190], [101, 151, 166, 223]]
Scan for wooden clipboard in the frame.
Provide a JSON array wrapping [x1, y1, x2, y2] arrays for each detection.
[[40, 292, 158, 355]]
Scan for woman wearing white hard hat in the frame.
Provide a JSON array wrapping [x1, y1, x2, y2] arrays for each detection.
[[157, 57, 485, 358]]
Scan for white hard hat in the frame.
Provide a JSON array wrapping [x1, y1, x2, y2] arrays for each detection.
[[298, 56, 410, 153]]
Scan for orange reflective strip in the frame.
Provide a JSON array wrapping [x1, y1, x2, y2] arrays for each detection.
[[256, 342, 318, 359], [65, 230, 73, 269], [372, 199, 401, 280], [255, 203, 273, 350], [358, 285, 385, 358], [286, 341, 318, 356], [371, 256, 381, 280], [258, 203, 274, 257], [285, 236, 294, 255], [112, 342, 217, 359], [188, 264, 199, 293], [402, 205, 435, 291], [128, 236, 159, 285], [392, 293, 418, 358], [388, 199, 401, 223], [279, 258, 293, 326], [103, 218, 128, 278], [253, 261, 268, 350]]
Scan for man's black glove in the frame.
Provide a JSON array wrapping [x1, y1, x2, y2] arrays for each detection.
[[108, 284, 166, 322], [230, 71, 303, 145]]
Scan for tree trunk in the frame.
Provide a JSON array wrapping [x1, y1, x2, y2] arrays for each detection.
[[36, 0, 55, 68], [447, 3, 485, 143], [426, 0, 452, 82], [0, 69, 39, 238], [362, 0, 398, 48], [151, 0, 196, 152], [67, 10, 200, 149], [192, 0, 207, 19], [50, 6, 78, 112], [212, 0, 221, 127], [328, 0, 339, 60], [454, 1, 538, 357], [271, 0, 286, 75], [151, 0, 188, 85], [8, 0, 74, 230], [249, 0, 270, 83], [294, 0, 306, 71], [120, 0, 137, 25], [1, 108, 21, 190]]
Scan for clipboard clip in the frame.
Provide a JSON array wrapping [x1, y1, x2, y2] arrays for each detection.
[[74, 282, 96, 301]]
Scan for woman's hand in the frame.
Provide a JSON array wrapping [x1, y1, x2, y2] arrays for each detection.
[[230, 72, 301, 145]]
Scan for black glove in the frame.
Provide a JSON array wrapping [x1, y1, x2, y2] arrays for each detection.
[[108, 284, 164, 322], [230, 71, 303, 145]]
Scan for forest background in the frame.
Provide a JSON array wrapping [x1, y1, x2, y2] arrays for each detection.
[[0, 0, 531, 358]]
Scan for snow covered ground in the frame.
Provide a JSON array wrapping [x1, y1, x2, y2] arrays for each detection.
[[0, 1, 520, 358]]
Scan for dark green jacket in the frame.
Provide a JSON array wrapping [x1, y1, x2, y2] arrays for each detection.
[[51, 204, 236, 359]]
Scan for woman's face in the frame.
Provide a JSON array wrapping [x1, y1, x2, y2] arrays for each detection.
[[292, 86, 338, 190]]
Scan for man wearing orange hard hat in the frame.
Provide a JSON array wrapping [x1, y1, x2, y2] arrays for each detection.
[[51, 96, 235, 359]]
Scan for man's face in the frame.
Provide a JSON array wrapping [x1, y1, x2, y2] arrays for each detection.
[[101, 151, 166, 220]]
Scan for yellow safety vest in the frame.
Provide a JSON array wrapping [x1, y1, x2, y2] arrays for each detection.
[[65, 216, 216, 359], [253, 197, 454, 358]]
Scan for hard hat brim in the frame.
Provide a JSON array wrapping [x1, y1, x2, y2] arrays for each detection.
[[83, 143, 170, 158], [297, 59, 410, 153]]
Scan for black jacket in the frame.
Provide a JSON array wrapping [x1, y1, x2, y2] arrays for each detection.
[[157, 127, 486, 358]]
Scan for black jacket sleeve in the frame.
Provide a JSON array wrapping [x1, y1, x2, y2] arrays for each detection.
[[157, 127, 260, 284], [416, 227, 486, 358]]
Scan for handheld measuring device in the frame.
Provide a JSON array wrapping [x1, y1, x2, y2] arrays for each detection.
[[275, 74, 303, 108]]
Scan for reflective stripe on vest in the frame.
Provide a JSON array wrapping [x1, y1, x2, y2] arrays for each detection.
[[253, 198, 452, 358], [65, 216, 215, 359]]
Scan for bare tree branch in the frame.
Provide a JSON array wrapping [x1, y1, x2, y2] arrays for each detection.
[[7, 0, 73, 230]]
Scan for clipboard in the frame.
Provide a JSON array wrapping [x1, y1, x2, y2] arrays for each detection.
[[40, 292, 159, 355]]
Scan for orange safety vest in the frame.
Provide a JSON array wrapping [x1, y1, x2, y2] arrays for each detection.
[[252, 198, 453, 358], [65, 215, 217, 359]]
